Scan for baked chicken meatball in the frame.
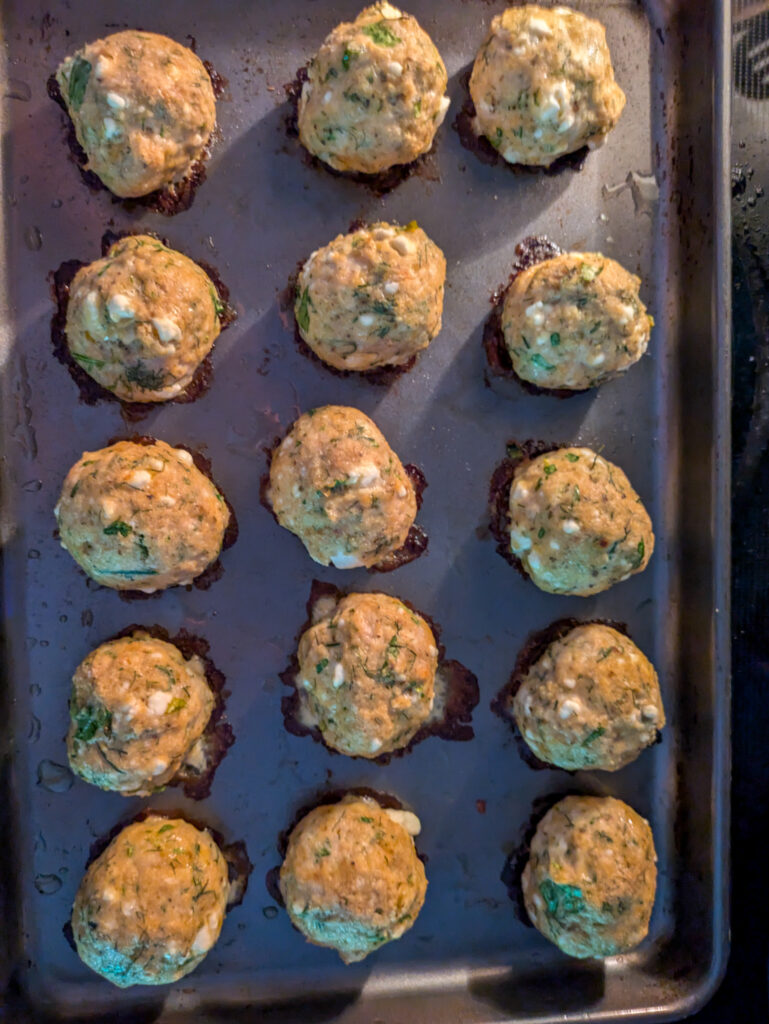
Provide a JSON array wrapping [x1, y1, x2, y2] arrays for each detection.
[[508, 447, 653, 596], [267, 405, 417, 569], [512, 624, 665, 771], [296, 221, 446, 372], [55, 30, 216, 198], [296, 592, 438, 757], [501, 252, 652, 391], [55, 440, 230, 592], [298, 2, 450, 175], [67, 632, 214, 795], [65, 235, 223, 403], [279, 796, 427, 963], [522, 795, 657, 958], [469, 6, 626, 167], [72, 816, 230, 986]]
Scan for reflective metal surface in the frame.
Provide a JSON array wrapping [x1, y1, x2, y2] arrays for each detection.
[[0, 1, 730, 1020]]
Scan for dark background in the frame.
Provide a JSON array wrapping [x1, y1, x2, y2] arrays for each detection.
[[694, 12, 769, 1017]]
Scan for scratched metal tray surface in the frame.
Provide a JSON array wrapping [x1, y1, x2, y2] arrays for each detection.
[[0, 1, 730, 1021]]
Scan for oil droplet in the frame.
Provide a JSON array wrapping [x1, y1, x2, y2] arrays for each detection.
[[34, 874, 62, 895], [262, 906, 278, 920], [28, 715, 41, 743], [4, 79, 31, 102], [36, 760, 73, 793], [40, 640, 49, 648], [51, 198, 63, 209], [602, 170, 659, 217], [24, 226, 43, 252], [30, 683, 41, 696], [22, 479, 42, 492], [27, 549, 40, 560], [59, 614, 68, 623], [81, 609, 94, 628]]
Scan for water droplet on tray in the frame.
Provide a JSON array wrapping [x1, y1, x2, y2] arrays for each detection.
[[27, 549, 40, 560], [81, 609, 94, 628], [37, 760, 73, 793], [24, 226, 43, 251], [262, 906, 278, 920], [59, 614, 68, 624], [28, 715, 41, 743], [22, 479, 42, 492], [4, 79, 31, 101], [51, 198, 63, 209], [30, 683, 41, 696], [34, 874, 62, 895]]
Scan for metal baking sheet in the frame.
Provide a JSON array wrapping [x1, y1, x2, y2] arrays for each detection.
[[0, 0, 730, 1020]]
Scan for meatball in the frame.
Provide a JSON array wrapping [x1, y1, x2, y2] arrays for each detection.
[[72, 816, 230, 986], [298, 2, 450, 174], [296, 592, 438, 757], [267, 405, 417, 569], [55, 30, 216, 197], [512, 624, 665, 771], [501, 253, 652, 390], [279, 796, 426, 962], [508, 447, 653, 595], [66, 235, 222, 403], [296, 222, 446, 372], [67, 632, 214, 795], [469, 6, 626, 167], [55, 440, 230, 592], [522, 795, 657, 958]]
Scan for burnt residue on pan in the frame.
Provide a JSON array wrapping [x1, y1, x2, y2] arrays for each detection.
[[279, 579, 480, 763], [49, 230, 236, 421], [453, 67, 589, 175], [104, 623, 235, 800], [259, 439, 429, 573], [488, 438, 562, 574], [278, 222, 421, 386], [483, 236, 590, 399], [46, 59, 225, 214], [500, 791, 575, 928], [96, 435, 239, 601], [284, 67, 440, 196], [490, 617, 632, 773], [265, 786, 423, 909]]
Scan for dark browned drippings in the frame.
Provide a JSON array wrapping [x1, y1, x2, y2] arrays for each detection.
[[107, 623, 234, 799], [284, 67, 439, 196], [266, 785, 418, 909], [81, 807, 253, 911], [260, 438, 429, 572], [47, 68, 221, 215], [94, 435, 238, 601], [490, 617, 630, 773], [49, 230, 235, 420], [453, 68, 589, 175], [488, 438, 562, 575], [203, 60, 229, 100], [483, 236, 589, 399], [279, 580, 479, 763]]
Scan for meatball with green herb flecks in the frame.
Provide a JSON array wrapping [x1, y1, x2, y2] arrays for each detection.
[[469, 5, 626, 167], [501, 252, 652, 390], [267, 405, 417, 569], [66, 235, 223, 402], [508, 447, 653, 596], [296, 591, 438, 757], [55, 440, 230, 592], [279, 795, 427, 963], [511, 623, 665, 771], [296, 221, 445, 372], [298, 2, 450, 174], [522, 795, 657, 958], [67, 632, 214, 795], [55, 30, 216, 198], [72, 816, 230, 986]]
